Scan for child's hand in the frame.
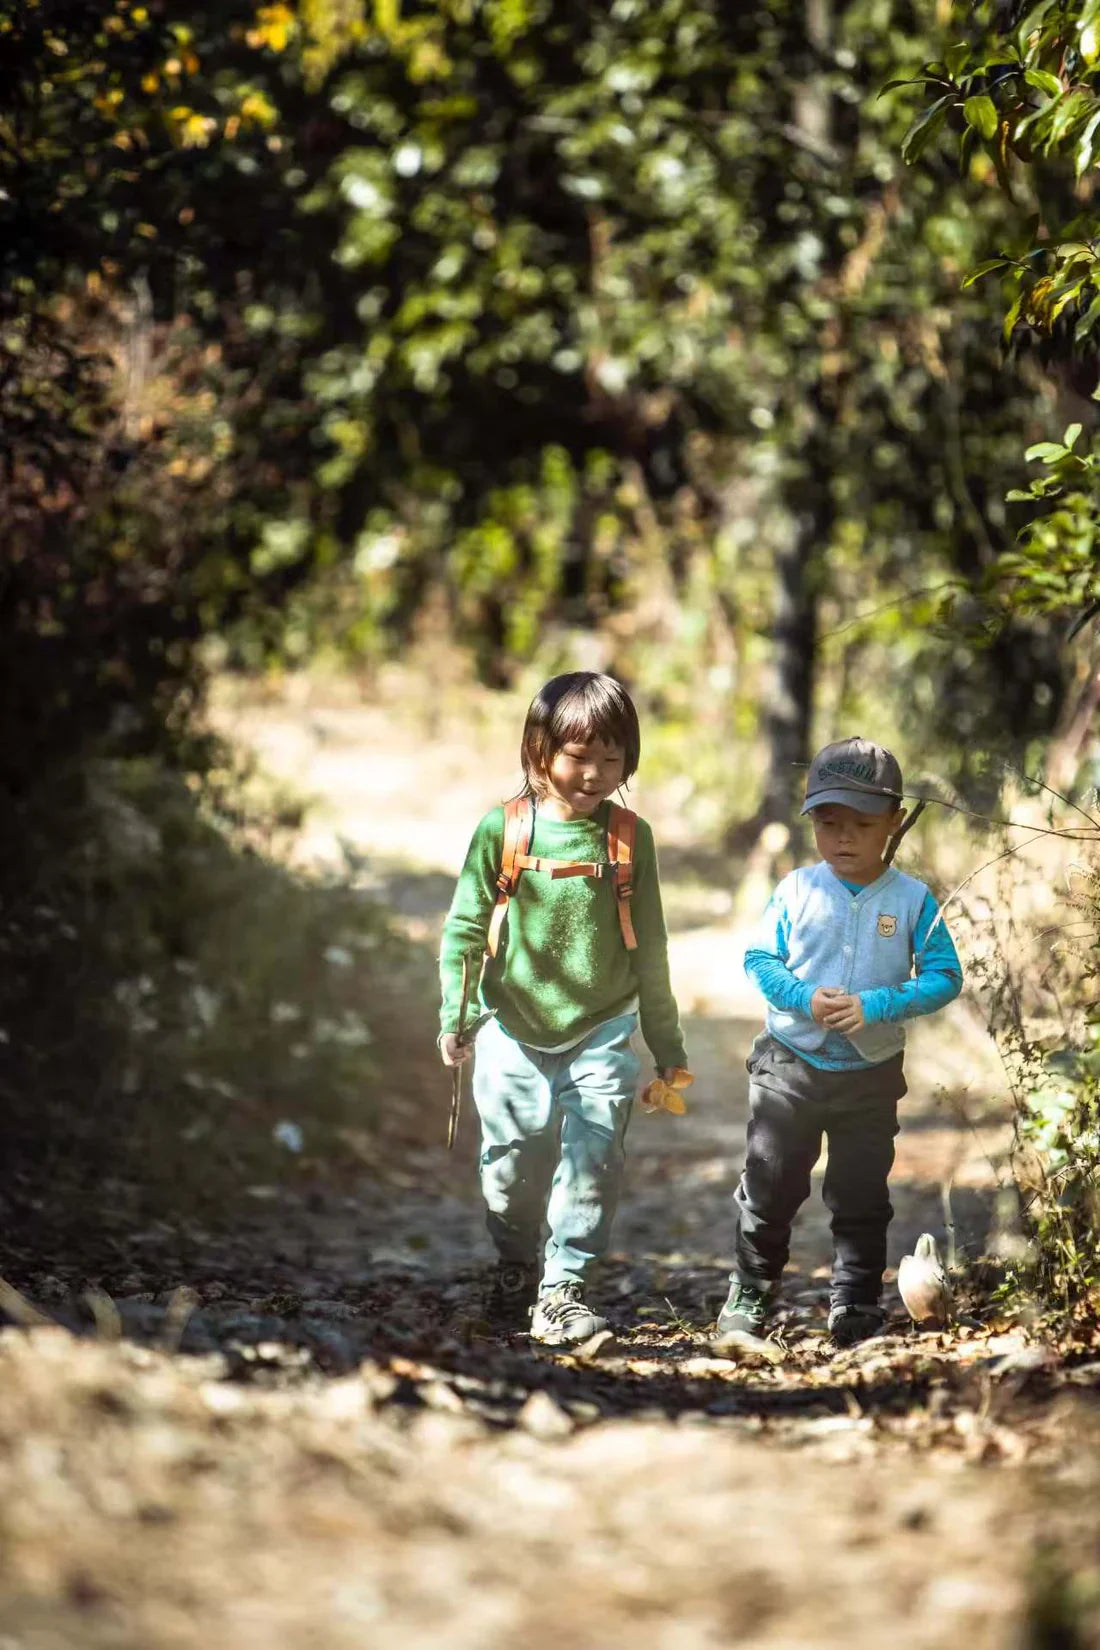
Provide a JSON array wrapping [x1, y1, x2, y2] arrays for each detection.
[[810, 986, 846, 1025], [819, 993, 865, 1034], [440, 1033, 474, 1068]]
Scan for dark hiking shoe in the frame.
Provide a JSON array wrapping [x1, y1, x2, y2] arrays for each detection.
[[714, 1279, 774, 1345], [828, 1302, 885, 1348], [530, 1281, 609, 1346], [486, 1260, 540, 1328]]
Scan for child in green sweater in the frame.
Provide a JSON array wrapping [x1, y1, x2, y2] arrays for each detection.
[[439, 672, 687, 1344]]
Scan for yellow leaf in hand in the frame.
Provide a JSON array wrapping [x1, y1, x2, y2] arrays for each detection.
[[640, 1068, 694, 1116], [640, 1079, 669, 1113]]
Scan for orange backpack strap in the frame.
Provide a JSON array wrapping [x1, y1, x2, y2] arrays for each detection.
[[606, 804, 638, 951], [486, 796, 534, 958]]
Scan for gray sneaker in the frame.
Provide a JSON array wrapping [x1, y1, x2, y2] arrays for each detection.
[[827, 1302, 885, 1347], [715, 1278, 774, 1344], [530, 1281, 609, 1346]]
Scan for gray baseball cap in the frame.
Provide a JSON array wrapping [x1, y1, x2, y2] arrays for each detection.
[[800, 737, 904, 816]]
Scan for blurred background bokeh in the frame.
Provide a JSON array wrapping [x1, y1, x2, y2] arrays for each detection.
[[5, 7, 1100, 1645]]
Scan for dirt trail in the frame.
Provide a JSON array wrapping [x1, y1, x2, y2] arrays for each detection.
[[2, 676, 1099, 1650]]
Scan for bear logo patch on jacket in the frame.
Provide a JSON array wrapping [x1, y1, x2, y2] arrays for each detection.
[[877, 913, 898, 938]]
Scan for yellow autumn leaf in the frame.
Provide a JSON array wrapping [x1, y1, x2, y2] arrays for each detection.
[[247, 3, 296, 51], [640, 1068, 694, 1116], [376, 0, 402, 39], [169, 106, 217, 148], [408, 35, 453, 80], [240, 89, 278, 128]]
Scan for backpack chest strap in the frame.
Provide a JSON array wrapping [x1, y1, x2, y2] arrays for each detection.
[[515, 854, 608, 879]]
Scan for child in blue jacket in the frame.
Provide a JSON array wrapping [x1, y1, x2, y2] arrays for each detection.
[[719, 737, 963, 1349]]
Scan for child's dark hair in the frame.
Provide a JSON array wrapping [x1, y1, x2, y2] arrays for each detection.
[[519, 672, 640, 797]]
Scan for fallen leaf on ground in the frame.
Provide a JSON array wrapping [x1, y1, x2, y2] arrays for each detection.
[[712, 1330, 787, 1366]]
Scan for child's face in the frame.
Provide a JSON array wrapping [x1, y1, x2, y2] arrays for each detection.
[[810, 802, 905, 885], [538, 738, 626, 820]]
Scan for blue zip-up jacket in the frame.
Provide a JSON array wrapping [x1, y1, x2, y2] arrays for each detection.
[[743, 861, 963, 1070]]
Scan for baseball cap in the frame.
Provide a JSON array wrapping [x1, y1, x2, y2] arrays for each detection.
[[800, 737, 904, 816]]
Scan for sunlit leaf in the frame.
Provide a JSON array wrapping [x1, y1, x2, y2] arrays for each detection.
[[1024, 67, 1063, 97], [1015, 0, 1058, 54], [1076, 107, 1100, 174], [962, 257, 1010, 287], [963, 94, 998, 139], [901, 94, 954, 164]]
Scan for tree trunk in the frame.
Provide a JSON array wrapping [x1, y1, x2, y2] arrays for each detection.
[[727, 418, 832, 867], [727, 0, 835, 867], [760, 455, 830, 833]]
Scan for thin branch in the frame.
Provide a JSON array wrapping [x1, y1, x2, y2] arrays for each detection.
[[1001, 759, 1100, 834], [817, 582, 961, 641], [922, 828, 1053, 949]]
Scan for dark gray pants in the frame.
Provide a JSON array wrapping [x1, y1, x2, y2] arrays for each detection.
[[732, 1035, 906, 1307]]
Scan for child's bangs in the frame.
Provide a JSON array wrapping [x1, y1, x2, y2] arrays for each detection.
[[551, 691, 629, 753], [547, 677, 640, 774]]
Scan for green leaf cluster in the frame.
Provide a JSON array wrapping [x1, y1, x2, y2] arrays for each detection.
[[895, 0, 1100, 622]]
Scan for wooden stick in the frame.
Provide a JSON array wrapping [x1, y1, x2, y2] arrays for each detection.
[[883, 798, 927, 866], [447, 954, 473, 1150]]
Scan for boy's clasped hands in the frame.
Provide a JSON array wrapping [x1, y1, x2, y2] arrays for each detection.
[[810, 986, 865, 1035]]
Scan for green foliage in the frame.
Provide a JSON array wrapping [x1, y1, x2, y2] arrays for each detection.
[[234, 0, 1064, 800], [970, 836, 1100, 1327], [1000, 421, 1100, 613], [0, 0, 316, 783], [895, 0, 1100, 623], [1017, 1036, 1100, 1316]]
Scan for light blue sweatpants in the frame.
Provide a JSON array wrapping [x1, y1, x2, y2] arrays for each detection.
[[471, 1011, 640, 1290]]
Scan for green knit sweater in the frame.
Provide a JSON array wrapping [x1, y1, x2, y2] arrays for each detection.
[[439, 801, 686, 1070]]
